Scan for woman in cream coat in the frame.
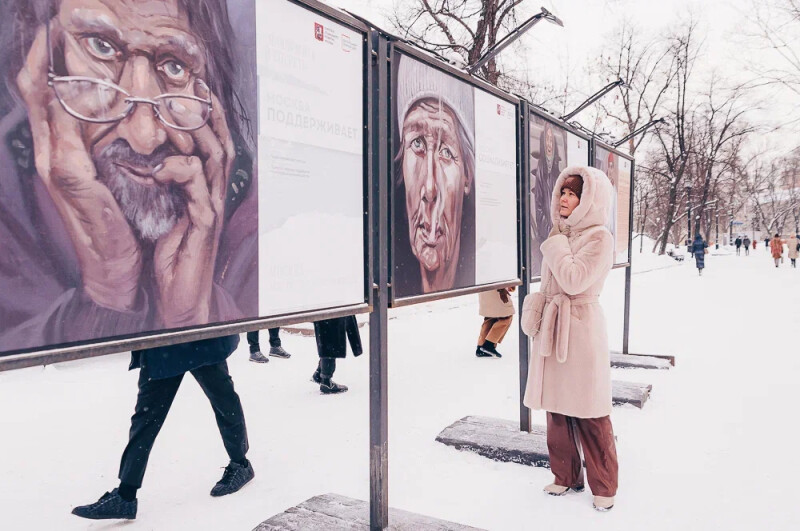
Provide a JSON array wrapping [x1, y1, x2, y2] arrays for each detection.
[[523, 166, 618, 512]]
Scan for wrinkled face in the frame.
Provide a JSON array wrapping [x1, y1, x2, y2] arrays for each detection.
[[559, 187, 580, 218], [401, 98, 470, 273], [53, 0, 208, 240], [544, 126, 554, 165]]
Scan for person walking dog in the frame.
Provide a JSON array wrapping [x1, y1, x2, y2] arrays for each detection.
[[521, 167, 618, 512]]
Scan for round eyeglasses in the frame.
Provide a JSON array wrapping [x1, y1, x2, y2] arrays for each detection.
[[48, 74, 212, 131], [46, 21, 212, 131]]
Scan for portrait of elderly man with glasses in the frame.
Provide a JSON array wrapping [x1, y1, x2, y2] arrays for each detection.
[[392, 54, 476, 298], [0, 0, 258, 353]]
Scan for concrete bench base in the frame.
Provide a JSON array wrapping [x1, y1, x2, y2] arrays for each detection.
[[435, 416, 550, 468], [254, 493, 484, 531], [612, 380, 652, 408]]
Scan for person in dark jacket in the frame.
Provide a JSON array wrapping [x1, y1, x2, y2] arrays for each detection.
[[742, 236, 751, 255], [765, 236, 771, 251], [312, 316, 363, 394], [72, 336, 253, 520], [246, 328, 291, 363], [735, 236, 742, 255], [692, 233, 708, 276]]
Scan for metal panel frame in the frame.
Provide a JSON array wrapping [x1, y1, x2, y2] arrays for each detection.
[[387, 41, 522, 308], [0, 0, 375, 371]]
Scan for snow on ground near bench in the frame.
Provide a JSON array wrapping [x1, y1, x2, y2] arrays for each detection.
[[1, 244, 798, 530]]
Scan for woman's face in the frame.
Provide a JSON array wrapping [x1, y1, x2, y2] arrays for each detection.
[[559, 188, 580, 218]]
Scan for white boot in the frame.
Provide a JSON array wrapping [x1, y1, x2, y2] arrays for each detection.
[[593, 495, 615, 511], [543, 483, 584, 496]]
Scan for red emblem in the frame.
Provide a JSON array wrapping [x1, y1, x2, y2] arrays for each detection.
[[314, 23, 324, 42]]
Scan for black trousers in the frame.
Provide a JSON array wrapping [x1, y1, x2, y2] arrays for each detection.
[[118, 361, 249, 488], [246, 328, 280, 351]]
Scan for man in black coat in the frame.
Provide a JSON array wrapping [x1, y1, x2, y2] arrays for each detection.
[[311, 316, 362, 394], [72, 335, 253, 520], [735, 236, 742, 255]]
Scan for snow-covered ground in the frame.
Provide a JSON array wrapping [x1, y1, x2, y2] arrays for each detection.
[[1, 244, 799, 530]]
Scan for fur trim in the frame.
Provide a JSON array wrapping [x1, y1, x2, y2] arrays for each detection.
[[550, 166, 614, 231]]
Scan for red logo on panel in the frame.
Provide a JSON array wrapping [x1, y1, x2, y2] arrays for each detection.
[[314, 23, 324, 41], [497, 104, 502, 115]]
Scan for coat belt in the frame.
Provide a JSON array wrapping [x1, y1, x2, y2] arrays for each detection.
[[539, 293, 599, 363]]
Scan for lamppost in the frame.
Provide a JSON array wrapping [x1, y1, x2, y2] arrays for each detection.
[[715, 207, 719, 249], [685, 185, 692, 253], [728, 208, 733, 246]]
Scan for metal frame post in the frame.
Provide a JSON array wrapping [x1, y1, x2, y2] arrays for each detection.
[[369, 31, 389, 531], [623, 160, 635, 354], [517, 102, 532, 433]]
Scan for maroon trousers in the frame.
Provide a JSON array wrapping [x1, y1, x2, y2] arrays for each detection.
[[546, 412, 618, 497]]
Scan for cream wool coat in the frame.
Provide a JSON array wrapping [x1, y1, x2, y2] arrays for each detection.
[[523, 166, 615, 419], [788, 237, 799, 260], [479, 290, 515, 318]]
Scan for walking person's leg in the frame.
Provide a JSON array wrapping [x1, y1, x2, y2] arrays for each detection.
[[72, 372, 184, 520], [480, 316, 513, 357], [544, 413, 585, 495], [247, 331, 268, 363], [192, 361, 254, 496], [318, 357, 347, 394], [575, 416, 618, 511], [267, 327, 291, 358], [476, 318, 499, 358]]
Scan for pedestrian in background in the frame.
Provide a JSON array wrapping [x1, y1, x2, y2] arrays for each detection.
[[735, 236, 742, 255], [742, 236, 751, 256], [765, 236, 771, 251], [246, 328, 291, 363], [312, 316, 362, 394], [789, 235, 800, 268], [476, 287, 515, 358], [692, 233, 708, 276], [771, 234, 785, 267]]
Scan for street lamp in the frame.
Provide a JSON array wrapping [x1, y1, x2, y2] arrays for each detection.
[[715, 207, 719, 249], [728, 208, 733, 246], [685, 185, 692, 253], [467, 7, 564, 75], [561, 79, 628, 122]]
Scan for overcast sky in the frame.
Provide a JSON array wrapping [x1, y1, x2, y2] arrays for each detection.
[[332, 0, 797, 155]]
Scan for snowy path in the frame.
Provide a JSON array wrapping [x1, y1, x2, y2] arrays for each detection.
[[1, 248, 799, 530]]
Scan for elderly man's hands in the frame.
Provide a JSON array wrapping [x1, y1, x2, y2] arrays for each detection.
[[17, 26, 142, 312], [152, 93, 234, 328]]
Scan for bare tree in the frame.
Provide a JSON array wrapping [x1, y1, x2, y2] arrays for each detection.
[[390, 0, 525, 86], [595, 21, 676, 156], [647, 20, 701, 254]]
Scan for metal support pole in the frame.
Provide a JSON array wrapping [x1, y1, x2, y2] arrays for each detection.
[[623, 266, 632, 354], [369, 31, 389, 531], [623, 160, 636, 354], [686, 186, 692, 251], [715, 208, 719, 249], [517, 102, 532, 433]]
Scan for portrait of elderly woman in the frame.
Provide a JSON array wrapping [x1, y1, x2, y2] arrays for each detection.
[[392, 53, 476, 299], [529, 116, 567, 279], [0, 0, 258, 354]]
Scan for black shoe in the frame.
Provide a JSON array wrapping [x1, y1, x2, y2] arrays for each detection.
[[269, 346, 291, 359], [479, 343, 502, 358], [476, 346, 495, 358], [320, 378, 348, 394], [249, 350, 269, 363], [210, 461, 254, 497], [72, 489, 137, 520], [311, 369, 322, 384]]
